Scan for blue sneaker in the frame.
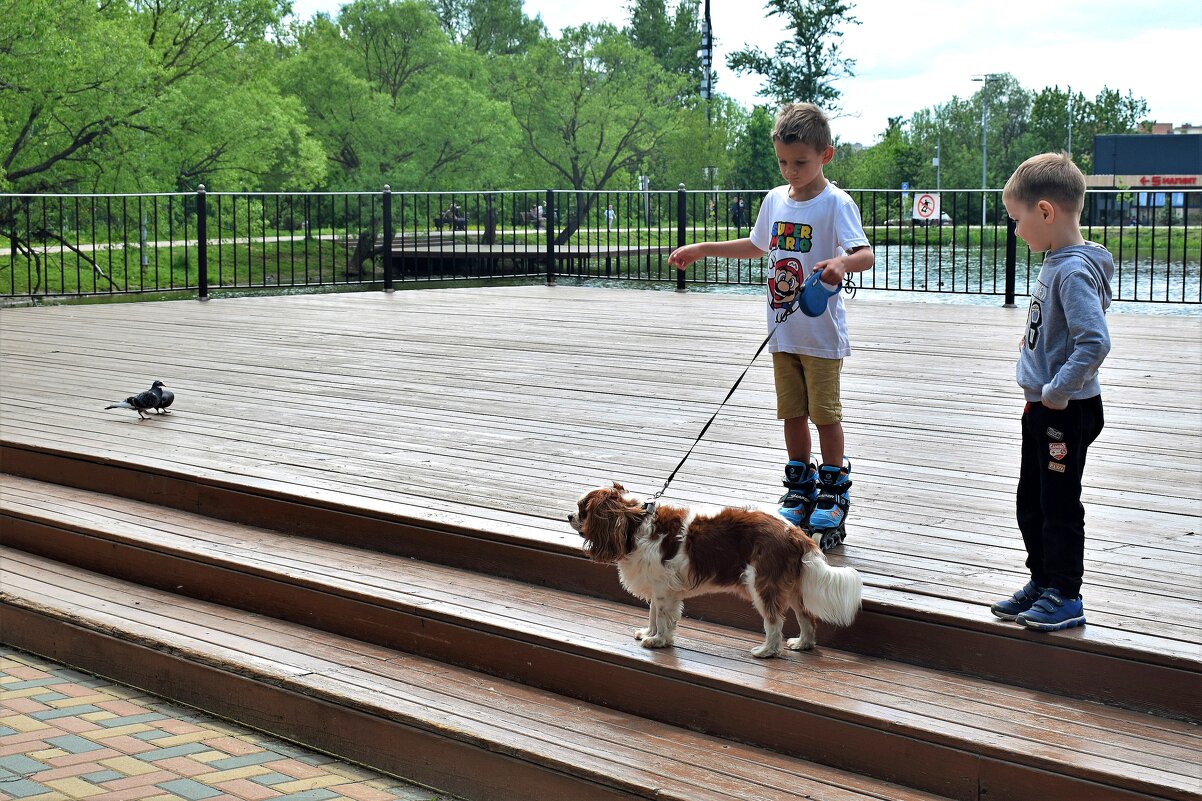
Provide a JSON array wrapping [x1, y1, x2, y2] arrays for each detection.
[[990, 580, 1044, 620], [778, 460, 817, 526], [1016, 589, 1086, 631]]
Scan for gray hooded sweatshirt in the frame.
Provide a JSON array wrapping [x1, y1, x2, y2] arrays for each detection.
[[1017, 242, 1114, 408]]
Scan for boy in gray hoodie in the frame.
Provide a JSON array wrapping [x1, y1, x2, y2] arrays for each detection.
[[991, 152, 1113, 631]]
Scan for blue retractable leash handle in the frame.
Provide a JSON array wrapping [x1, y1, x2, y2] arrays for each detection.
[[799, 269, 842, 317]]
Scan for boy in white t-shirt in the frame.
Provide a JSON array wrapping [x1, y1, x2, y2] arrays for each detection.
[[669, 103, 874, 549]]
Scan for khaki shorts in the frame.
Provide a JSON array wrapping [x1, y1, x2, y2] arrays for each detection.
[[772, 352, 843, 424]]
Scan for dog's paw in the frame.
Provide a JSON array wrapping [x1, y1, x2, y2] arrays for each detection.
[[634, 627, 650, 641], [786, 636, 815, 651], [751, 643, 781, 658], [639, 635, 672, 649]]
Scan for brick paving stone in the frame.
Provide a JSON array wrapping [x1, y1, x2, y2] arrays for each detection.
[[213, 778, 283, 800], [0, 649, 456, 801], [260, 760, 327, 781], [28, 762, 97, 782], [42, 776, 107, 797], [154, 756, 215, 778], [0, 702, 48, 717], [47, 717, 101, 735], [95, 788, 172, 801], [103, 769, 182, 790], [98, 756, 169, 777], [200, 737, 264, 757], [101, 734, 161, 755], [47, 748, 122, 767]]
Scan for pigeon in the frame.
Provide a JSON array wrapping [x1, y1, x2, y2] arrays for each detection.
[[104, 381, 172, 420], [150, 380, 174, 414]]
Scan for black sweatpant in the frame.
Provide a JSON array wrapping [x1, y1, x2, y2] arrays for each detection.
[[1016, 395, 1104, 599]]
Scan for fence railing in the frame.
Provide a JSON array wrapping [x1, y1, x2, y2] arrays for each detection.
[[2, 186, 1198, 304]]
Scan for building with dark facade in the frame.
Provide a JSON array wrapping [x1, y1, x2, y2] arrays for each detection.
[[1089, 133, 1201, 224]]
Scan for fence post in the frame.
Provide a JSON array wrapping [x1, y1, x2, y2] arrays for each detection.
[[196, 185, 208, 301], [1003, 215, 1017, 308], [545, 188, 555, 285], [676, 183, 687, 291], [382, 185, 394, 292]]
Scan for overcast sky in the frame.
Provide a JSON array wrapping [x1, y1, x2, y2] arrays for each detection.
[[288, 0, 1200, 146]]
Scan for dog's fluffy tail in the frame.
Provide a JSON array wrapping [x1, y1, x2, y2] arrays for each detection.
[[800, 549, 862, 627]]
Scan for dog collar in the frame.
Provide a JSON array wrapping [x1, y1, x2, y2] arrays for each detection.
[[643, 501, 656, 516]]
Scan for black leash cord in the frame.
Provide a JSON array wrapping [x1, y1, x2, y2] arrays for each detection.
[[645, 273, 855, 512], [648, 323, 778, 508]]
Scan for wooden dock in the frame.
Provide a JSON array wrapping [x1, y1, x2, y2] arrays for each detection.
[[1, 287, 1199, 801]]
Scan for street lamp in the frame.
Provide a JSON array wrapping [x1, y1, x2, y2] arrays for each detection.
[[932, 104, 944, 192], [972, 73, 1004, 228]]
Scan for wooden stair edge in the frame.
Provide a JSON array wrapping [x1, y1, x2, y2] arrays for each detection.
[[2, 510, 1198, 801], [0, 557, 962, 801], [2, 444, 1198, 712]]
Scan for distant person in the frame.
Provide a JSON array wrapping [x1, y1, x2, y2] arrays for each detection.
[[441, 202, 466, 230], [668, 102, 874, 550], [605, 204, 616, 230], [730, 196, 747, 227], [991, 152, 1113, 632]]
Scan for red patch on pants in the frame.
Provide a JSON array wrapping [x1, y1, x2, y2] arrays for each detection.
[[1049, 442, 1068, 461]]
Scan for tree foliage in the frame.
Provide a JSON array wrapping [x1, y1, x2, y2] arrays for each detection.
[[727, 0, 859, 109], [0, 0, 1156, 202], [507, 24, 687, 208]]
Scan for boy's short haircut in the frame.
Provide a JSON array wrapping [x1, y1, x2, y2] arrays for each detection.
[[1004, 152, 1086, 212], [772, 102, 832, 151]]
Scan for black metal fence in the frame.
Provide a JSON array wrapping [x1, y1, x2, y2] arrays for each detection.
[[2, 187, 1198, 304]]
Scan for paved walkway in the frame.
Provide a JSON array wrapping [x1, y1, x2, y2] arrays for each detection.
[[0, 647, 456, 801]]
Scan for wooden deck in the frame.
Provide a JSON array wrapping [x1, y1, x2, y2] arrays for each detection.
[[2, 286, 1200, 800], [2, 286, 1198, 650]]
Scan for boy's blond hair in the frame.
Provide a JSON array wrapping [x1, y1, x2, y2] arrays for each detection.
[[772, 102, 832, 151], [1003, 152, 1086, 213]]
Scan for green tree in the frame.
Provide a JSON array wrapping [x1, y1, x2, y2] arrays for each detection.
[[626, 0, 702, 84], [726, 0, 858, 109], [429, 0, 543, 55], [279, 0, 517, 190], [0, 0, 307, 193], [725, 105, 779, 190], [507, 23, 688, 239]]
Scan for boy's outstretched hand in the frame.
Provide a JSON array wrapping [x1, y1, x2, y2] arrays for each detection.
[[669, 244, 702, 270]]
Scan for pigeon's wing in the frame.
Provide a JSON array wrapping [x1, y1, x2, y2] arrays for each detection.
[[129, 389, 158, 409]]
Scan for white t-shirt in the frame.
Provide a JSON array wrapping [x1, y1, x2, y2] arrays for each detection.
[[749, 183, 870, 358]]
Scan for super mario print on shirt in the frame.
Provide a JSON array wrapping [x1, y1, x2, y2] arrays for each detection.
[[749, 183, 870, 359]]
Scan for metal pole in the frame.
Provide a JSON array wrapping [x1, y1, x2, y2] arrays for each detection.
[[1067, 85, 1073, 158], [676, 183, 687, 292], [196, 185, 208, 301], [1004, 215, 1017, 308], [981, 99, 988, 229], [382, 185, 393, 292], [545, 188, 555, 285]]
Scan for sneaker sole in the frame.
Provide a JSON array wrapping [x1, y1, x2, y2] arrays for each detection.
[[1017, 615, 1086, 631], [989, 608, 1023, 621]]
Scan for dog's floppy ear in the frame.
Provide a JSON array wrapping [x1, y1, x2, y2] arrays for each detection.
[[582, 486, 643, 563]]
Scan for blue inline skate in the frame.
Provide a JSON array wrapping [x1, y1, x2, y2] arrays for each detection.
[[806, 459, 851, 550], [777, 460, 818, 527]]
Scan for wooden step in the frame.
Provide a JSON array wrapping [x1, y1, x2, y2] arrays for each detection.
[[3, 444, 1197, 723], [2, 475, 1198, 801], [0, 549, 952, 801]]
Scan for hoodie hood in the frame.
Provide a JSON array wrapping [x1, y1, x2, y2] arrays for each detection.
[[1043, 242, 1114, 311]]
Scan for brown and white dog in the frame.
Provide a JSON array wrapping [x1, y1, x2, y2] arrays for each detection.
[[568, 483, 862, 658]]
